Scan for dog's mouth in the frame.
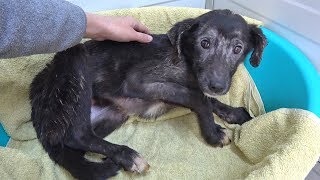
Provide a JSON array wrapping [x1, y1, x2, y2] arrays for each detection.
[[203, 90, 227, 98], [201, 85, 229, 98]]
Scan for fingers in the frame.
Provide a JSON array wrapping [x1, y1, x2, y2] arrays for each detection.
[[130, 17, 153, 43], [133, 32, 153, 43], [84, 13, 153, 43], [132, 20, 150, 34]]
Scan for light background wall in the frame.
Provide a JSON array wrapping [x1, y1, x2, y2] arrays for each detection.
[[66, 0, 206, 12], [213, 0, 320, 72]]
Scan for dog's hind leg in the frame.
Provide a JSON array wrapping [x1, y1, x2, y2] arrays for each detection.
[[31, 44, 147, 179], [65, 128, 150, 174], [49, 145, 120, 180], [64, 99, 148, 173]]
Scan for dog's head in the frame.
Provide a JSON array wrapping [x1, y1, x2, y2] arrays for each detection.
[[167, 9, 267, 97]]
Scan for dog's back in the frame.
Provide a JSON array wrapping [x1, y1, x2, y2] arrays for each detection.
[[84, 34, 196, 96], [84, 34, 198, 119]]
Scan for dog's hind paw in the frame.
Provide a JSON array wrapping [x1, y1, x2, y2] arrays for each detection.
[[112, 146, 150, 174], [98, 158, 121, 178], [78, 158, 120, 180], [131, 154, 150, 173]]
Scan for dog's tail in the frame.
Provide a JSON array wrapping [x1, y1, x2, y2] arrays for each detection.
[[30, 44, 120, 180]]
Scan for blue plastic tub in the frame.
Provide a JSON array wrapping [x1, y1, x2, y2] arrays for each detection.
[[245, 27, 320, 116], [0, 26, 319, 147], [0, 124, 9, 147]]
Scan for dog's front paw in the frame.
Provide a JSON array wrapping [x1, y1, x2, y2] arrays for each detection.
[[220, 107, 252, 125], [112, 146, 150, 174], [230, 107, 252, 125], [203, 125, 231, 147]]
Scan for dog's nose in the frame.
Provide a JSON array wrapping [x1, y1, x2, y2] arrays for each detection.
[[209, 82, 225, 94]]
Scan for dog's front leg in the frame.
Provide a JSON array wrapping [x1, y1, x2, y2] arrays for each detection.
[[211, 98, 252, 125], [123, 81, 231, 147], [196, 106, 231, 147]]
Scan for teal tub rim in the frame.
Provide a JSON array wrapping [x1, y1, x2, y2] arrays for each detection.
[[259, 27, 320, 116], [0, 123, 10, 147]]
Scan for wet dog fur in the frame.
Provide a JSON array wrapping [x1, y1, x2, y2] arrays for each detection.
[[30, 10, 267, 180]]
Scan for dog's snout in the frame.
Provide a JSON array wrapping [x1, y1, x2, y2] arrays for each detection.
[[209, 81, 225, 93], [198, 67, 231, 96]]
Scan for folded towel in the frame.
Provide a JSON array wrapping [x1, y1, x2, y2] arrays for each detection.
[[0, 7, 319, 180]]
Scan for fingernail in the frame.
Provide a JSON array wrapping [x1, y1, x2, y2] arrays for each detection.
[[147, 35, 153, 42]]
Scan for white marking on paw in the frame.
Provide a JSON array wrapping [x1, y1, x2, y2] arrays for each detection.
[[221, 129, 232, 146], [131, 155, 150, 173]]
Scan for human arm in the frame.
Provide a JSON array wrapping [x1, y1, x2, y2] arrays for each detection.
[[0, 0, 86, 58], [0, 0, 153, 59]]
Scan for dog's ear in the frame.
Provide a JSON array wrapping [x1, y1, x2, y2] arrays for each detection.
[[249, 25, 267, 67], [167, 18, 195, 47], [167, 18, 197, 63]]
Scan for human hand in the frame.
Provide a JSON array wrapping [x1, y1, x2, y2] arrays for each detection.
[[84, 13, 153, 43]]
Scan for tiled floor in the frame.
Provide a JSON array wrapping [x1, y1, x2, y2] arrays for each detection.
[[305, 158, 320, 179]]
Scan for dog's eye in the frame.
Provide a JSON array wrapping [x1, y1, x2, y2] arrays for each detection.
[[233, 45, 242, 54], [201, 39, 210, 49]]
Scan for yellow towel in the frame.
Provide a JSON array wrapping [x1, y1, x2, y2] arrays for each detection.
[[0, 7, 319, 180]]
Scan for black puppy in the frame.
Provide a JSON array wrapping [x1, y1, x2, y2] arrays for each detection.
[[30, 10, 266, 180]]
